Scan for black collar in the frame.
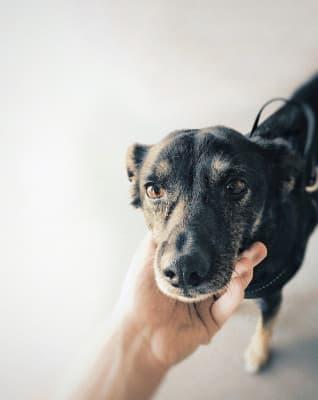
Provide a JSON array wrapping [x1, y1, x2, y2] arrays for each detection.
[[245, 266, 288, 298]]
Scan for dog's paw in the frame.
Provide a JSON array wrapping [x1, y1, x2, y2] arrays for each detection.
[[244, 344, 270, 374]]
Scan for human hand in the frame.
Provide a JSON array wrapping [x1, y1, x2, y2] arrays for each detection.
[[114, 234, 267, 369]]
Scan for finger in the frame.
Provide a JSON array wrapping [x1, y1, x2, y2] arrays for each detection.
[[211, 242, 267, 328], [235, 242, 267, 287], [234, 260, 254, 289], [210, 275, 245, 328], [239, 241, 267, 267], [196, 298, 217, 338]]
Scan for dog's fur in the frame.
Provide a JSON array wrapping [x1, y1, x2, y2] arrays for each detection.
[[126, 75, 318, 372]]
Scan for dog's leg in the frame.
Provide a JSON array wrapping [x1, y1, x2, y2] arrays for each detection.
[[244, 291, 282, 373]]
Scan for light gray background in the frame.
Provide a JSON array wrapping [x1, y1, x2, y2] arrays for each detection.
[[1, 1, 318, 399]]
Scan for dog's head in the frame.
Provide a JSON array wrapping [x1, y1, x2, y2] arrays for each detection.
[[126, 126, 303, 302]]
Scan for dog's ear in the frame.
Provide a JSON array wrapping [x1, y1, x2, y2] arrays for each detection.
[[252, 136, 304, 198], [126, 143, 151, 208]]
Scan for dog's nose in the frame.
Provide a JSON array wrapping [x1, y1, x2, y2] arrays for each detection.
[[163, 253, 210, 288]]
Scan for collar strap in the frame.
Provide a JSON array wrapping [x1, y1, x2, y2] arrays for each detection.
[[249, 97, 316, 191]]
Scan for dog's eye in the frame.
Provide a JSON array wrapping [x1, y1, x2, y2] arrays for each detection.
[[145, 183, 165, 199], [226, 179, 247, 197]]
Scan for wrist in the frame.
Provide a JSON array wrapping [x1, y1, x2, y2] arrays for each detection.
[[96, 316, 168, 400], [74, 316, 169, 400], [118, 315, 169, 376]]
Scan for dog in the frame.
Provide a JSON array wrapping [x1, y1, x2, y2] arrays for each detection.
[[126, 75, 318, 373]]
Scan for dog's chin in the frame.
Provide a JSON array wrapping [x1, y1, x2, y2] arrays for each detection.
[[154, 270, 228, 303]]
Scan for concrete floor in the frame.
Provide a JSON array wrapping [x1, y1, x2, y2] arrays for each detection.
[[1, 1, 318, 399]]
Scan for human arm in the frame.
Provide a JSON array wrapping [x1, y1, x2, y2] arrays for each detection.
[[74, 235, 267, 400]]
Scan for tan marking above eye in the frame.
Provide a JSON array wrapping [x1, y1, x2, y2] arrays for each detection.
[[155, 159, 171, 176], [211, 156, 230, 172], [146, 184, 165, 199]]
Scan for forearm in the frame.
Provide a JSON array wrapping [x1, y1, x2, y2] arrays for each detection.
[[74, 319, 168, 400]]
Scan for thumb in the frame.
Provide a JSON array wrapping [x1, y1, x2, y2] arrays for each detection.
[[211, 242, 267, 328]]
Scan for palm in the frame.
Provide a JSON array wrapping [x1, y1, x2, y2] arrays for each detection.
[[131, 246, 219, 366]]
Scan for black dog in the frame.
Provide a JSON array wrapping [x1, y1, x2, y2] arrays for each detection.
[[126, 75, 318, 372]]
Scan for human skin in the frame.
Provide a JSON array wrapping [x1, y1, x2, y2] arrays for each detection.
[[73, 234, 267, 400]]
